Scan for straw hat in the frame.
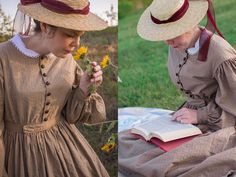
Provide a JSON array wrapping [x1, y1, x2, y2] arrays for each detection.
[[137, 0, 208, 41], [17, 0, 108, 31]]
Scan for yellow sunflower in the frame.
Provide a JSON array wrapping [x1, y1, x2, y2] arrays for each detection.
[[101, 141, 116, 153], [100, 55, 110, 69], [73, 46, 88, 60]]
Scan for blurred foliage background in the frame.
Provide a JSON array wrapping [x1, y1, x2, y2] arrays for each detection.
[[78, 27, 118, 177]]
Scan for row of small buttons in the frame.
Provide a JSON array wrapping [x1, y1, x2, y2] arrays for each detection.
[[175, 52, 212, 102], [40, 57, 51, 122], [175, 52, 195, 98]]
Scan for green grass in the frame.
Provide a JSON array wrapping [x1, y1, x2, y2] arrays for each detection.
[[118, 0, 236, 110]]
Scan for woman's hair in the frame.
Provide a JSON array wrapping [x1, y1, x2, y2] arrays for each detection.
[[33, 19, 57, 33], [33, 19, 41, 32]]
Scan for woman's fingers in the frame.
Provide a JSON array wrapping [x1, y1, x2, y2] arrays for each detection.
[[91, 70, 103, 82], [91, 61, 97, 66], [87, 61, 103, 84], [93, 70, 103, 78], [90, 76, 103, 82], [171, 108, 198, 124], [176, 116, 182, 122], [93, 64, 101, 72], [178, 118, 191, 124], [172, 109, 183, 120]]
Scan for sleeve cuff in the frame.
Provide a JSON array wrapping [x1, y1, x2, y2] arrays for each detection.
[[75, 87, 92, 101], [197, 106, 209, 124]]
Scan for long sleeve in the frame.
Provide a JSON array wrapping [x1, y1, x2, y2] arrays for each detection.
[[196, 59, 236, 130], [63, 66, 106, 124], [0, 61, 7, 177]]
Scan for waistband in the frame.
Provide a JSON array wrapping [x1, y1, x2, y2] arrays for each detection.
[[5, 117, 61, 133]]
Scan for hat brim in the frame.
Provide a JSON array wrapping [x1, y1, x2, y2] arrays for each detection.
[[18, 3, 108, 31], [137, 1, 208, 41]]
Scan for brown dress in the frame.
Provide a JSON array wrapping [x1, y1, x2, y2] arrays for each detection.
[[0, 35, 109, 177], [119, 33, 236, 177]]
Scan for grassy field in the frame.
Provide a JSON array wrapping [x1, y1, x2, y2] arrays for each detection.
[[118, 0, 236, 110]]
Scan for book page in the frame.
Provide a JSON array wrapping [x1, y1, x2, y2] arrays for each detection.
[[131, 115, 201, 142]]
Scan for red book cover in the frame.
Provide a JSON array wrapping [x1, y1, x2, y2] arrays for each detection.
[[132, 133, 198, 152]]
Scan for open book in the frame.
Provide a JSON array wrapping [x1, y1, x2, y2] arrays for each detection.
[[131, 115, 202, 142]]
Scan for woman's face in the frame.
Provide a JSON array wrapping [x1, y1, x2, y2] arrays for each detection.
[[164, 29, 196, 51], [45, 27, 83, 58]]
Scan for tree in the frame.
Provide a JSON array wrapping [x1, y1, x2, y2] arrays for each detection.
[[0, 5, 12, 42], [105, 4, 117, 26]]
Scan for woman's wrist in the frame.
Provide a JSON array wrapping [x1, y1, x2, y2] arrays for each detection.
[[79, 85, 89, 97]]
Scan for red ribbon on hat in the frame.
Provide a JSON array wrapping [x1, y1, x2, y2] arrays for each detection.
[[20, 0, 90, 14], [150, 0, 189, 24], [150, 0, 223, 38], [206, 0, 223, 38]]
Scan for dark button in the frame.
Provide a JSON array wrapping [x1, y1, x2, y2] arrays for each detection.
[[45, 110, 49, 114], [42, 73, 47, 77], [46, 81, 50, 86], [178, 64, 182, 68], [40, 64, 45, 69], [43, 118, 48, 121], [47, 93, 51, 96], [183, 57, 187, 61], [176, 73, 179, 76], [46, 102, 50, 105], [203, 94, 208, 99]]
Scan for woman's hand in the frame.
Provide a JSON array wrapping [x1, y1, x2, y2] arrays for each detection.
[[79, 62, 103, 96], [172, 107, 198, 124]]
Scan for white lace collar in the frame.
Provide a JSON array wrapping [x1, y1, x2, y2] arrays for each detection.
[[10, 34, 40, 58], [187, 37, 200, 55]]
